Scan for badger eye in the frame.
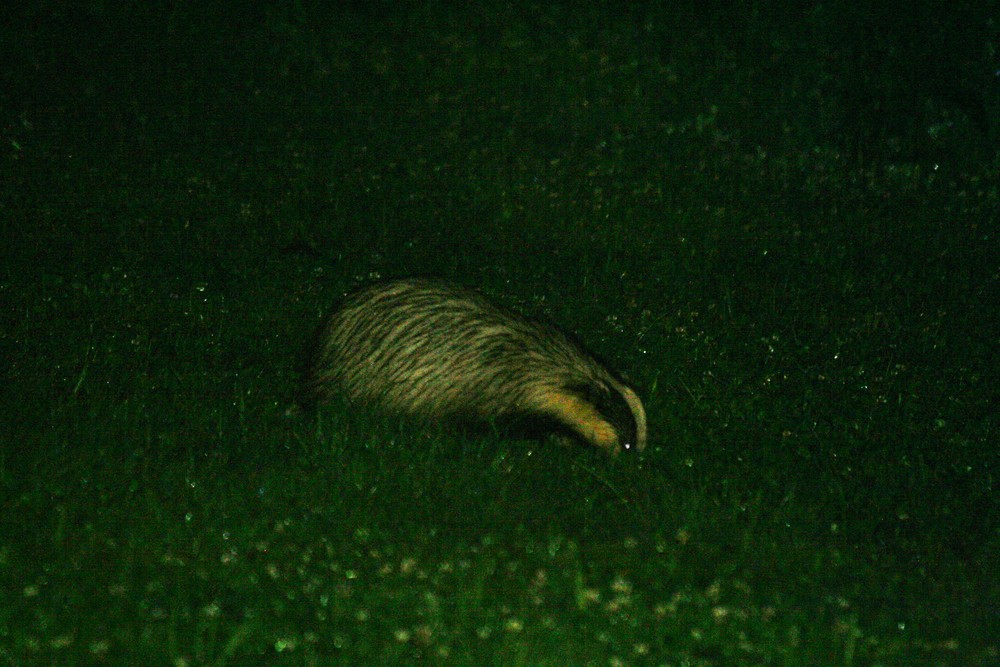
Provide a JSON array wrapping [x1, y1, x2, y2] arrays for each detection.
[[621, 440, 643, 454]]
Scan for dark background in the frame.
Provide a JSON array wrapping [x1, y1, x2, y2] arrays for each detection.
[[1, 1, 998, 664]]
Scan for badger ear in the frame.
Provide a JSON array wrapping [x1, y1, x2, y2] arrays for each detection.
[[565, 381, 608, 403]]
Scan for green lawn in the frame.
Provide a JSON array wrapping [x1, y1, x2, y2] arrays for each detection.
[[1, 2, 997, 665]]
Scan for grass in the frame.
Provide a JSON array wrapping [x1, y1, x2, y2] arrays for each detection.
[[1, 1, 997, 664]]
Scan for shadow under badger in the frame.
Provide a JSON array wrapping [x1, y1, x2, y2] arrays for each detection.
[[298, 278, 646, 454]]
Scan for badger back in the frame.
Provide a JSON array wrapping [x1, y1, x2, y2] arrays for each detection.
[[299, 278, 646, 453]]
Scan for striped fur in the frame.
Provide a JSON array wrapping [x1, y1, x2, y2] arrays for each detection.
[[298, 278, 647, 454]]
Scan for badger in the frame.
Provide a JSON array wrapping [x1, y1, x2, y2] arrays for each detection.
[[297, 278, 647, 454]]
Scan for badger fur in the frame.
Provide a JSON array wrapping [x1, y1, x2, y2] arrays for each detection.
[[298, 278, 647, 454]]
